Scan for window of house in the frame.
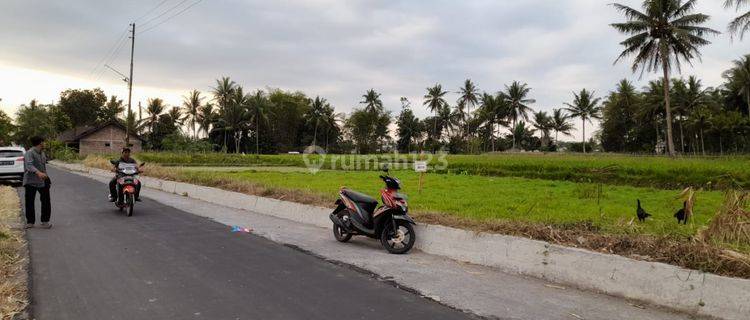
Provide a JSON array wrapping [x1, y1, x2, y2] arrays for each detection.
[[105, 142, 111, 147]]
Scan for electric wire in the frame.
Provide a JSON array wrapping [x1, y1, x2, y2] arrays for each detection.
[[139, 0, 204, 35], [133, 0, 171, 23], [89, 27, 129, 79], [138, 0, 191, 29]]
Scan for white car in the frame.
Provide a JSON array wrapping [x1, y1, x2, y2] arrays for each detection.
[[0, 147, 26, 181]]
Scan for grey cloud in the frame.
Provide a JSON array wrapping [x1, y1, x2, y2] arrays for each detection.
[[2, 0, 750, 138]]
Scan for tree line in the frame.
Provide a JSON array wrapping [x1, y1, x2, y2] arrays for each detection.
[[2, 0, 750, 155]]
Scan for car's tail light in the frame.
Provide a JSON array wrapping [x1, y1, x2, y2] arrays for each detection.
[[16, 157, 24, 162]]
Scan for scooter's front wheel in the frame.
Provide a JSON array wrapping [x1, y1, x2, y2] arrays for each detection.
[[333, 224, 352, 242], [381, 219, 415, 254], [126, 194, 134, 217]]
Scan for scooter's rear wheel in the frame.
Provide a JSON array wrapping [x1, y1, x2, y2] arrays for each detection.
[[381, 219, 415, 254], [333, 224, 352, 242]]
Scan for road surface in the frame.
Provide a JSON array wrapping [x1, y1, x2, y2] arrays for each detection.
[[23, 167, 475, 320]]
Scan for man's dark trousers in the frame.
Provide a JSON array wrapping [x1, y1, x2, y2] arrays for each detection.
[[25, 182, 51, 224]]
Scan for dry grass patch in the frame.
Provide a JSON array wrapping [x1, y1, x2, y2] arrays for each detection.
[[0, 186, 28, 319], [703, 191, 750, 246], [414, 211, 750, 279]]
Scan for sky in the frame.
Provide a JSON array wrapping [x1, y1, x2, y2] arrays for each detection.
[[1, 0, 750, 141]]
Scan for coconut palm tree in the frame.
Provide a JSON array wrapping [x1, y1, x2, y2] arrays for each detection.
[[307, 96, 329, 147], [551, 108, 574, 146], [502, 81, 535, 150], [611, 0, 719, 156], [212, 77, 236, 114], [724, 0, 750, 39], [197, 103, 215, 138], [532, 111, 554, 148], [168, 107, 184, 129], [360, 89, 383, 113], [247, 90, 272, 157], [565, 89, 602, 153], [478, 93, 510, 152], [457, 79, 480, 139], [723, 54, 750, 119], [182, 90, 203, 139], [423, 84, 449, 146], [140, 98, 166, 134]]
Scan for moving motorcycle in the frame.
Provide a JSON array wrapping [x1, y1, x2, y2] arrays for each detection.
[[110, 160, 144, 217], [329, 167, 416, 254]]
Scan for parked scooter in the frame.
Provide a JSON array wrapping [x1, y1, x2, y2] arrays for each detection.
[[329, 166, 416, 254], [110, 160, 144, 217]]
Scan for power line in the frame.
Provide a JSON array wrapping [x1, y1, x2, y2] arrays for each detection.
[[139, 0, 191, 29], [89, 27, 129, 79], [139, 0, 204, 35], [95, 35, 130, 81], [134, 0, 171, 23]]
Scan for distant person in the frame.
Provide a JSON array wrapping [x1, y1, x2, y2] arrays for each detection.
[[23, 136, 51, 229], [109, 148, 141, 203]]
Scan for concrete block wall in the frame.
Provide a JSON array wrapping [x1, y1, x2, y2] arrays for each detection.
[[53, 161, 750, 320]]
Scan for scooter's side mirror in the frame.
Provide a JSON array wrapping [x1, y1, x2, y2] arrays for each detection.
[[140, 162, 146, 167], [110, 159, 118, 165]]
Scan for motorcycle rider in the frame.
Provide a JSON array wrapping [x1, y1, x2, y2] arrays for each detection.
[[108, 148, 142, 203]]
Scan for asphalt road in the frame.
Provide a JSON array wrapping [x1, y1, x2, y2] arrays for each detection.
[[22, 167, 475, 320]]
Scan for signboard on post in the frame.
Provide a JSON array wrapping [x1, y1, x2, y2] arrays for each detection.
[[414, 161, 428, 173], [414, 161, 427, 193]]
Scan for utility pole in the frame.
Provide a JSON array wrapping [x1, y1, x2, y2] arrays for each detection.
[[126, 23, 135, 146]]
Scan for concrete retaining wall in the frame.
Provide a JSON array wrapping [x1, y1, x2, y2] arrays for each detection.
[[52, 161, 750, 320]]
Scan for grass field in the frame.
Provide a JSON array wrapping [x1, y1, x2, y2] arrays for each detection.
[[136, 152, 750, 190], [176, 169, 724, 237]]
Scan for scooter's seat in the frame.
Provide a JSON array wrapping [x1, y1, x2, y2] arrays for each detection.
[[342, 189, 377, 205]]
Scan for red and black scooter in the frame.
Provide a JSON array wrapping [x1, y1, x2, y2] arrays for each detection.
[[110, 160, 144, 217], [329, 167, 416, 254]]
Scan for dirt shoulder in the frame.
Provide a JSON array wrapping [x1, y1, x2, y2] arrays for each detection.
[[0, 186, 29, 319]]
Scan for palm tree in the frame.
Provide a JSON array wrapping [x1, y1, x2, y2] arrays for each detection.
[[502, 81, 535, 150], [212, 77, 236, 108], [478, 93, 510, 152], [360, 89, 383, 113], [423, 84, 449, 146], [182, 90, 203, 139], [307, 96, 329, 147], [247, 90, 272, 156], [226, 86, 251, 153], [551, 108, 574, 146], [321, 109, 344, 152], [140, 98, 166, 134], [168, 107, 183, 129], [457, 79, 480, 139], [565, 89, 602, 153], [724, 0, 750, 39], [197, 103, 215, 138], [611, 0, 719, 156], [532, 111, 554, 148], [723, 54, 750, 119]]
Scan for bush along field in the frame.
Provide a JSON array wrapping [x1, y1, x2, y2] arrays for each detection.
[[82, 154, 750, 278]]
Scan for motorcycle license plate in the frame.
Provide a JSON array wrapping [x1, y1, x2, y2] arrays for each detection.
[[0, 161, 13, 165]]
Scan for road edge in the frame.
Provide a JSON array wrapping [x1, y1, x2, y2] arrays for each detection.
[[51, 161, 749, 320]]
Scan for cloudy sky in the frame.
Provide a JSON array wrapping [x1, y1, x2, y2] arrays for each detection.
[[1, 0, 750, 140]]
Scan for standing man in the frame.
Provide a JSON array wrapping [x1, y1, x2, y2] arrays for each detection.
[[23, 136, 51, 229]]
